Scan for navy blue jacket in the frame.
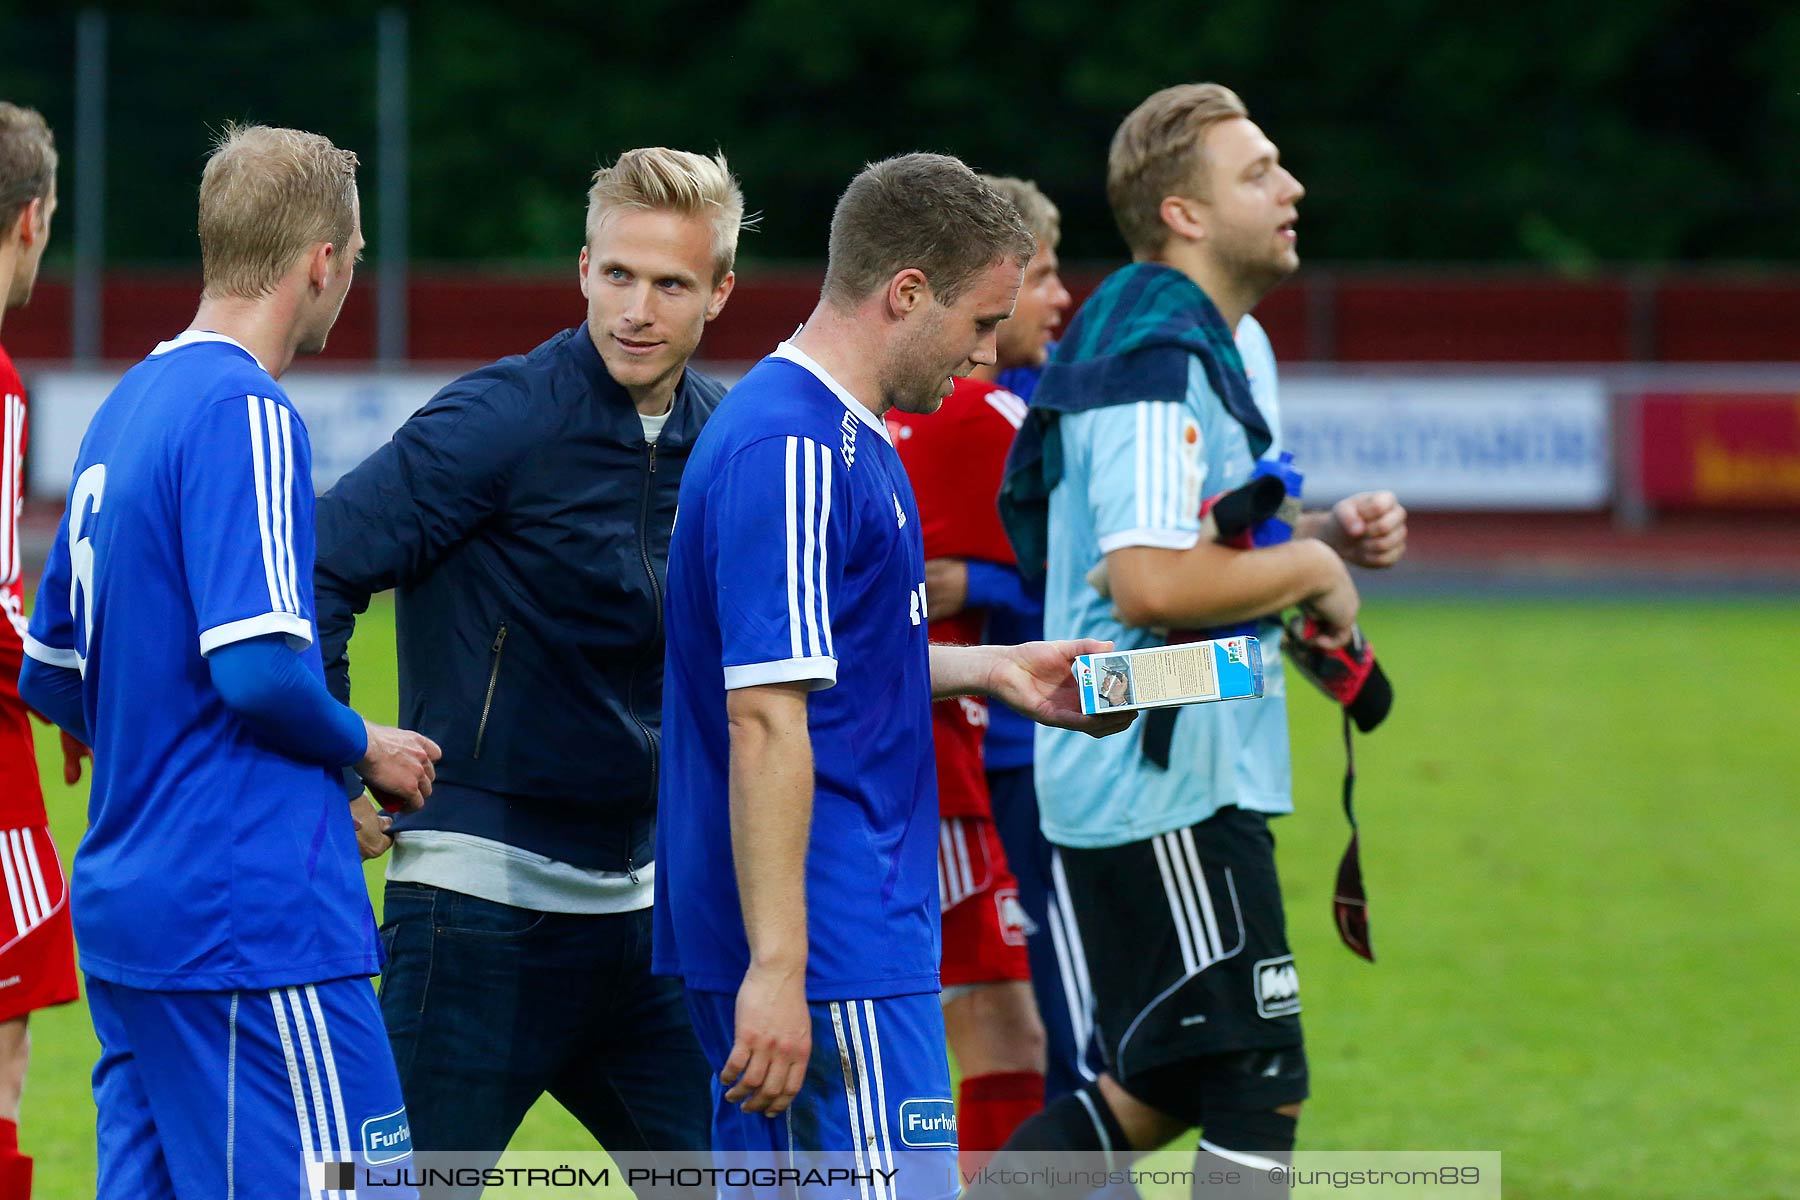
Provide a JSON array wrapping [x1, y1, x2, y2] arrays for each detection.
[[315, 325, 724, 871]]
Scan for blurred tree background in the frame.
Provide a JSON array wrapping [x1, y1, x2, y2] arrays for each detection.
[[3, 0, 1796, 271]]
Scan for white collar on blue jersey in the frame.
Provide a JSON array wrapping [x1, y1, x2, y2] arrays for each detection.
[[148, 329, 268, 374], [769, 337, 893, 445]]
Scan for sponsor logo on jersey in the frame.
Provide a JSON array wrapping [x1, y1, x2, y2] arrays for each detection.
[[894, 493, 907, 529], [1253, 955, 1301, 1018], [899, 1097, 958, 1147], [841, 411, 860, 468], [362, 1106, 413, 1165]]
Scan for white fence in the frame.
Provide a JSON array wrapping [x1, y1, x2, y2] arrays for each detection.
[[24, 363, 1800, 514]]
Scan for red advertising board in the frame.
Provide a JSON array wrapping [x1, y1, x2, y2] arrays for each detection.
[[1639, 393, 1800, 509]]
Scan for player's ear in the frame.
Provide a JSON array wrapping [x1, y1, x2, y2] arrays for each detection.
[[705, 269, 735, 322], [19, 196, 46, 246], [578, 245, 591, 301], [887, 268, 928, 318], [1160, 195, 1207, 245], [8, 198, 39, 246], [306, 240, 335, 293]]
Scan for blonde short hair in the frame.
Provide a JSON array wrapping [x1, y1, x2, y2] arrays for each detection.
[[823, 154, 1035, 308], [1107, 83, 1250, 257], [585, 148, 745, 284], [980, 176, 1061, 249], [199, 123, 359, 300], [0, 102, 57, 231]]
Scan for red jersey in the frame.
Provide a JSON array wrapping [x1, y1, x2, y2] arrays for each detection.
[[888, 376, 1025, 818], [0, 342, 45, 824]]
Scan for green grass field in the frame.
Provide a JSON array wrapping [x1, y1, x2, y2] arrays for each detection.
[[21, 595, 1800, 1198]]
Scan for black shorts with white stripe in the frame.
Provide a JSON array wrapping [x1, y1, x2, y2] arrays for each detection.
[[1055, 806, 1305, 1092]]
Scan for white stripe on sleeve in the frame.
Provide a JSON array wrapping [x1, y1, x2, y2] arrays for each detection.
[[816, 441, 834, 658], [783, 437, 835, 664], [261, 400, 288, 614], [784, 437, 803, 660], [247, 397, 284, 614], [19, 632, 77, 669], [274, 402, 302, 616], [800, 438, 822, 657]]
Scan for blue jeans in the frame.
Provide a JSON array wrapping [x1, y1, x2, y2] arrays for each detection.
[[377, 881, 710, 1172]]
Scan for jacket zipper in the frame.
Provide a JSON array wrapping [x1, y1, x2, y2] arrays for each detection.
[[473, 622, 508, 759], [624, 440, 661, 884]]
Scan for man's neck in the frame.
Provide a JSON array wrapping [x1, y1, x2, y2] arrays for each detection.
[[189, 296, 298, 378], [789, 304, 889, 419], [1151, 246, 1257, 332], [626, 374, 680, 418]]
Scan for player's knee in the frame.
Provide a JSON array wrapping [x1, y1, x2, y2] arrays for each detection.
[[0, 1019, 28, 1118], [946, 982, 1045, 1073], [979, 981, 1046, 1066], [1096, 1072, 1189, 1151], [1199, 1105, 1298, 1157], [1195, 1106, 1298, 1200], [1110, 1045, 1306, 1138]]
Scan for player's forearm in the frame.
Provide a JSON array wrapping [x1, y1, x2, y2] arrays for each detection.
[[726, 683, 815, 972], [929, 643, 1006, 700], [1294, 511, 1336, 543], [209, 636, 369, 768], [1108, 537, 1346, 630], [18, 657, 89, 745]]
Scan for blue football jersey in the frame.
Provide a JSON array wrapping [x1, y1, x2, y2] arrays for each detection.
[[24, 331, 378, 991], [654, 341, 940, 1001], [1036, 316, 1296, 848]]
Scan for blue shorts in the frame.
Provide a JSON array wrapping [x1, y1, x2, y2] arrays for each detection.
[[685, 989, 958, 1199], [89, 974, 416, 1200]]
